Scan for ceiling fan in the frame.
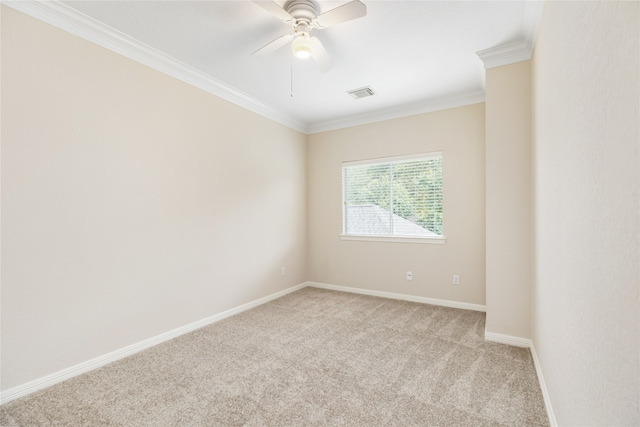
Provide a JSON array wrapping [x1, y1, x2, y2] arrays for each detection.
[[251, 0, 367, 72]]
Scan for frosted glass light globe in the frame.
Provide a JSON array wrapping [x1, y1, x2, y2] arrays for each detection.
[[292, 35, 312, 59]]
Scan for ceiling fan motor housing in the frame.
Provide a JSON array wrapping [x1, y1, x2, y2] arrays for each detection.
[[285, 0, 319, 25]]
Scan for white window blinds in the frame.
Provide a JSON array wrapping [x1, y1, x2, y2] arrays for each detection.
[[342, 153, 443, 238]]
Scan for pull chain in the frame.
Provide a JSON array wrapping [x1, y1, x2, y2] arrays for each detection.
[[290, 53, 294, 98]]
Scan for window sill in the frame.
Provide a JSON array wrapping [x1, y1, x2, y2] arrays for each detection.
[[340, 234, 446, 244]]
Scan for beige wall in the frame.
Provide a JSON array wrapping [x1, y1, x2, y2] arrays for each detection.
[[531, 1, 639, 425], [9, 3, 639, 422], [307, 104, 486, 305], [485, 61, 532, 339], [1, 7, 307, 391]]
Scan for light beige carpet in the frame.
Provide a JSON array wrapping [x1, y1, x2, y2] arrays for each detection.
[[0, 287, 549, 426]]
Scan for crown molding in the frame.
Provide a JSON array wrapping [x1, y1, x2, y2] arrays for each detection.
[[3, 0, 309, 133], [476, 0, 544, 69], [476, 40, 533, 70], [5, 0, 538, 135], [307, 91, 486, 134], [476, 40, 532, 69]]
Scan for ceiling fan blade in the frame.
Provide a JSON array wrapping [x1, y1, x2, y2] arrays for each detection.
[[315, 0, 366, 28], [251, 1, 293, 22], [252, 34, 293, 57], [309, 37, 334, 72]]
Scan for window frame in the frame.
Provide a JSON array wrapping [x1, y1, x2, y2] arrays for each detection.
[[340, 152, 446, 244]]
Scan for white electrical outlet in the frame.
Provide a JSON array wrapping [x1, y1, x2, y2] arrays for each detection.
[[406, 271, 413, 281], [453, 275, 460, 285], [281, 267, 286, 276]]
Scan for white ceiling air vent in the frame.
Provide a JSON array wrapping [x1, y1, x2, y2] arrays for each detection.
[[347, 86, 375, 99]]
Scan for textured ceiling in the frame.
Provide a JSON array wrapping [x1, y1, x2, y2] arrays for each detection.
[[50, 1, 541, 132]]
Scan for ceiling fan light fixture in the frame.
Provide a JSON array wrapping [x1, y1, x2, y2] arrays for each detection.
[[292, 34, 312, 59], [251, 0, 366, 71]]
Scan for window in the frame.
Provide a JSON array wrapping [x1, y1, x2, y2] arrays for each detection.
[[342, 152, 444, 243]]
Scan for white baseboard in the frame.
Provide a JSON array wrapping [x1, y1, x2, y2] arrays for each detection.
[[483, 331, 557, 427], [306, 281, 486, 312], [483, 330, 532, 348], [530, 342, 558, 427], [0, 282, 306, 405]]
